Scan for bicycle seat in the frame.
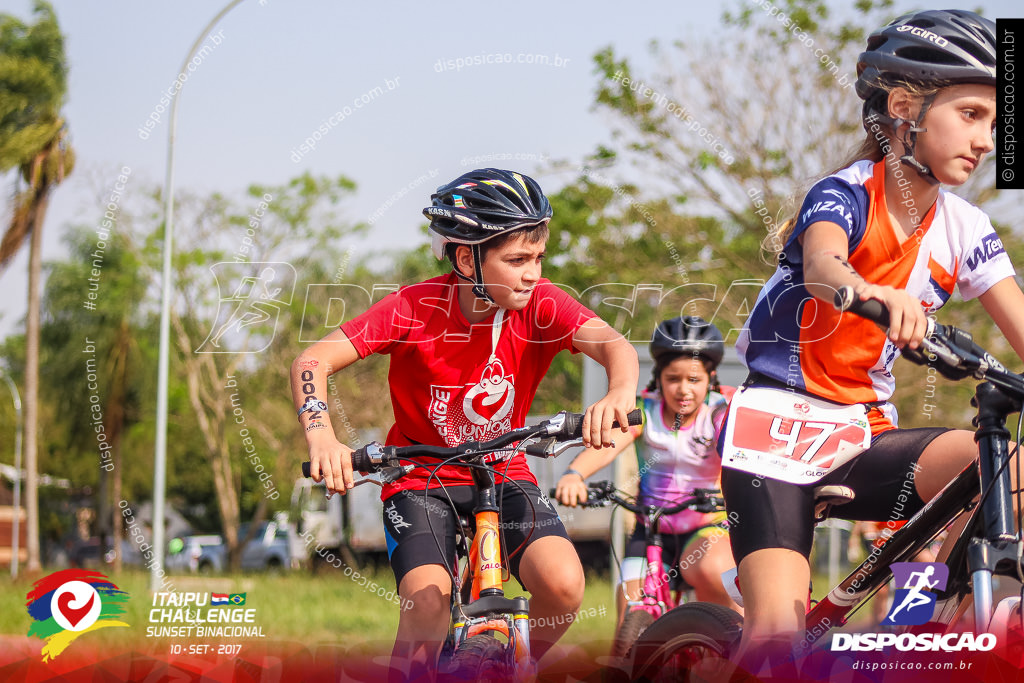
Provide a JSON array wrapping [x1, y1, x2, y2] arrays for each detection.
[[813, 485, 855, 520], [814, 485, 855, 506]]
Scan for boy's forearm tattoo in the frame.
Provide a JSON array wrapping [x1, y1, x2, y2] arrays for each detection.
[[299, 368, 325, 422]]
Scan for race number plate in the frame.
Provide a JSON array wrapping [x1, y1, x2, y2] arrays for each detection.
[[721, 386, 870, 484]]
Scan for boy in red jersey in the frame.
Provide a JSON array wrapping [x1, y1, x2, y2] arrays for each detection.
[[291, 168, 639, 677]]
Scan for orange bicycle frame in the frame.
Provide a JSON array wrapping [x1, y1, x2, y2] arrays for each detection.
[[454, 507, 531, 667]]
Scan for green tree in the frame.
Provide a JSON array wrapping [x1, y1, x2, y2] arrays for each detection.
[[0, 0, 74, 571], [144, 173, 363, 569], [42, 227, 147, 570]]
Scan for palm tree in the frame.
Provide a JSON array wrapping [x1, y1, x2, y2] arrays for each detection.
[[0, 1, 75, 571]]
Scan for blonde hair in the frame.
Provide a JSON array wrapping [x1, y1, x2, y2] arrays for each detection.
[[762, 78, 948, 255]]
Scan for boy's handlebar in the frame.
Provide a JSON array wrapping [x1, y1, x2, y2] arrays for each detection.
[[834, 286, 1024, 394], [300, 409, 642, 478]]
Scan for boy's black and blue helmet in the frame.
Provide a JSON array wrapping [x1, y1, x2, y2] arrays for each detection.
[[425, 168, 552, 250], [424, 168, 552, 302]]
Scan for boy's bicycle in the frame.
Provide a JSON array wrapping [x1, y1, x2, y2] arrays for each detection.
[[551, 481, 725, 658], [302, 409, 641, 680], [628, 286, 1024, 681]]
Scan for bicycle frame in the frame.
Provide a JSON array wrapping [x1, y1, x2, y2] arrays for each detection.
[[631, 516, 678, 619], [797, 362, 1024, 652], [447, 464, 532, 670]]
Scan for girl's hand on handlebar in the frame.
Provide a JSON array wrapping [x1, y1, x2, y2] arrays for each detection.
[[555, 474, 589, 507], [854, 283, 927, 350], [308, 436, 355, 494], [582, 387, 635, 449]]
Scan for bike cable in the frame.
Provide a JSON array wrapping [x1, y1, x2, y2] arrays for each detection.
[[495, 438, 539, 583], [421, 449, 507, 587]]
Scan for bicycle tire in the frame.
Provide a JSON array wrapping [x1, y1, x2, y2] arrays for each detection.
[[611, 609, 655, 659], [440, 634, 512, 682], [630, 602, 742, 683]]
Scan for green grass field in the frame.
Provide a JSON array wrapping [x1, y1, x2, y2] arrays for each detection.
[[2, 566, 620, 654]]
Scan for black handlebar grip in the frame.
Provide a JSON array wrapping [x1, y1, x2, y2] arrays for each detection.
[[563, 412, 584, 438], [350, 448, 371, 473], [624, 408, 643, 427], [300, 447, 372, 478], [834, 286, 890, 328], [566, 408, 642, 438]]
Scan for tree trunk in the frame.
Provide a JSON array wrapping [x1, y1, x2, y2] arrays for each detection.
[[171, 312, 241, 570], [24, 187, 50, 572]]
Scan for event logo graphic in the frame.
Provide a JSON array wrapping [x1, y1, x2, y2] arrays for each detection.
[[884, 562, 949, 626], [26, 569, 130, 661]]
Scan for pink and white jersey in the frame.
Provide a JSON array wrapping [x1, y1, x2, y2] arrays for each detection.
[[737, 160, 1015, 431], [635, 391, 727, 534]]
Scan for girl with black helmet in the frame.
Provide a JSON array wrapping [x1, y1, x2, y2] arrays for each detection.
[[291, 168, 639, 677], [726, 8, 1024, 672], [555, 316, 741, 621]]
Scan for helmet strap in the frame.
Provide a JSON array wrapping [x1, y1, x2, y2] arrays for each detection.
[[450, 243, 498, 305], [470, 244, 496, 305], [893, 92, 940, 186]]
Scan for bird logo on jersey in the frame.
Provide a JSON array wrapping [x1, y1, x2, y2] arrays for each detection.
[[464, 358, 515, 426]]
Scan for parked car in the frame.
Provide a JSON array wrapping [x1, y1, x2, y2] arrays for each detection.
[[238, 520, 291, 572], [165, 534, 226, 574], [170, 521, 292, 573]]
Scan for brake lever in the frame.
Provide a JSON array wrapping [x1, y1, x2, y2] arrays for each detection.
[[525, 437, 584, 457], [340, 464, 414, 493], [549, 439, 584, 457]]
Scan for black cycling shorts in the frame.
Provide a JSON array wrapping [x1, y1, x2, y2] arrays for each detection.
[[722, 426, 950, 564], [382, 480, 570, 591]]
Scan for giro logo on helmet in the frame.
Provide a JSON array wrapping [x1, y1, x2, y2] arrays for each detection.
[[895, 24, 949, 47]]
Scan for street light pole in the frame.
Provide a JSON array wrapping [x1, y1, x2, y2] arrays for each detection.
[[152, 0, 247, 592], [1, 369, 23, 579]]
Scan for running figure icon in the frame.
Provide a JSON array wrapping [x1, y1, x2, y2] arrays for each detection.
[[883, 562, 949, 626], [196, 262, 295, 353]]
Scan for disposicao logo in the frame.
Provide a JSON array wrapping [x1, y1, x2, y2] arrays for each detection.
[[26, 569, 130, 661], [884, 562, 948, 626]]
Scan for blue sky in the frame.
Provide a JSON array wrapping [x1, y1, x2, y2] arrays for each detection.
[[0, 0, 1017, 338]]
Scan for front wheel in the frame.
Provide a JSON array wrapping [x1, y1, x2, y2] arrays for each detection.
[[440, 634, 512, 682], [630, 602, 742, 683], [612, 609, 655, 658]]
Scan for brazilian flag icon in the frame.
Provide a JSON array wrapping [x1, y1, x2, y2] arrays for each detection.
[[228, 593, 246, 606]]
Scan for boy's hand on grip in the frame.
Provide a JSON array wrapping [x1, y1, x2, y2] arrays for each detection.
[[308, 436, 355, 495], [582, 387, 636, 449]]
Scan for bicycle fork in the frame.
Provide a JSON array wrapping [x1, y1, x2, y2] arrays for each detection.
[[967, 382, 1022, 632]]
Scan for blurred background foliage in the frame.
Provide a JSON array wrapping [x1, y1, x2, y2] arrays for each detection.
[[1, 0, 1018, 555]]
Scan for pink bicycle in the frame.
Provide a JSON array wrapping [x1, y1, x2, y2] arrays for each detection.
[[553, 481, 725, 658]]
